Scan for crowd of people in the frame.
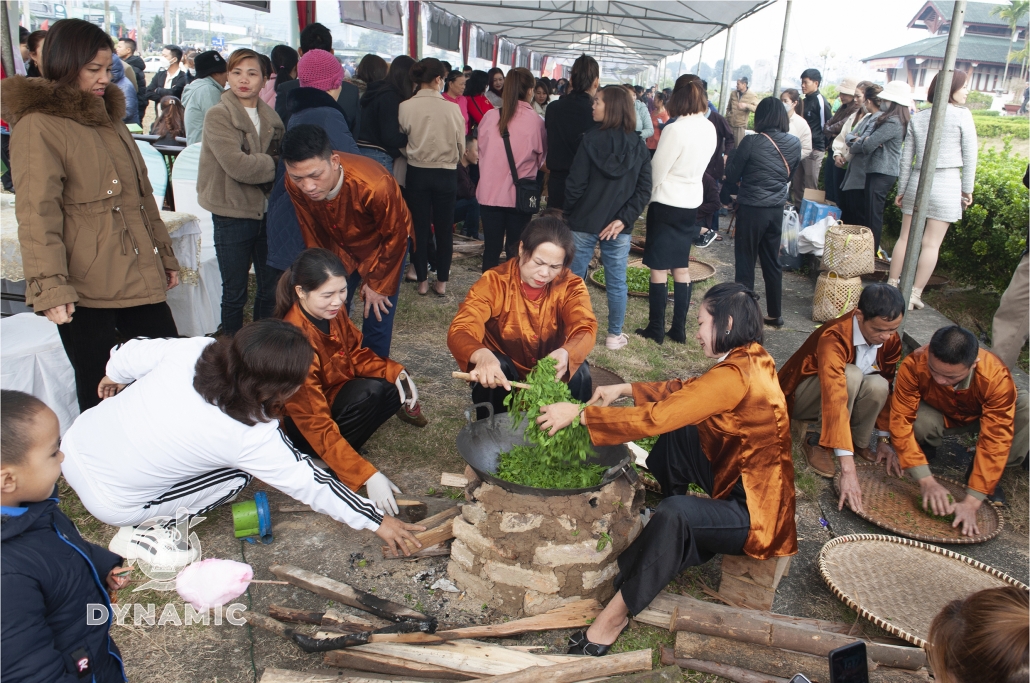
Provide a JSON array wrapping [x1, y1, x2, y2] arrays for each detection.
[[0, 17, 1027, 683]]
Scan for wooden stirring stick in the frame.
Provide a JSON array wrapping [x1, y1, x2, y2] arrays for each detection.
[[451, 371, 532, 390]]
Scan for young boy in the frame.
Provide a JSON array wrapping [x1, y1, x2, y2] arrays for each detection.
[[1, 390, 130, 682]]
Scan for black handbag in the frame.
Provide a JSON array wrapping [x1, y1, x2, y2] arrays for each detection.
[[502, 131, 542, 215]]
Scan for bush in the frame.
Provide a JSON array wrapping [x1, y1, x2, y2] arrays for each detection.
[[965, 90, 993, 110], [973, 109, 1001, 117], [883, 141, 1028, 291], [972, 116, 1029, 139]]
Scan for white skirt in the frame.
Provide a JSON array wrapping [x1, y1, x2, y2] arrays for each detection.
[[901, 167, 963, 223]]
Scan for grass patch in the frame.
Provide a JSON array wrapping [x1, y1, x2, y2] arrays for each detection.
[[611, 623, 674, 670]]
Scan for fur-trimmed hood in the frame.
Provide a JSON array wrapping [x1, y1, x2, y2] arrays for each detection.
[[0, 76, 126, 128]]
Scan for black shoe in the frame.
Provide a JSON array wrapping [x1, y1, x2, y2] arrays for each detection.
[[635, 282, 667, 345], [763, 317, 784, 329], [694, 229, 718, 249], [567, 624, 628, 656], [988, 485, 1007, 507]]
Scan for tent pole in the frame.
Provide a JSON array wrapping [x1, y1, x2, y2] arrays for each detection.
[[696, 41, 703, 73], [1, 2, 14, 77], [896, 0, 967, 339], [719, 25, 735, 114], [773, 0, 792, 96]]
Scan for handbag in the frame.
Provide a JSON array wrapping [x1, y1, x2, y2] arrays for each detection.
[[502, 131, 542, 215]]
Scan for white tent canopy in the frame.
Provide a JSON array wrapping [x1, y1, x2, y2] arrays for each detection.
[[432, 1, 773, 66]]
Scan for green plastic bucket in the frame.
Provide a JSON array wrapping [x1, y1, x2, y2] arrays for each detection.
[[232, 491, 273, 544]]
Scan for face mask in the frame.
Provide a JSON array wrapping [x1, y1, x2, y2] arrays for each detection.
[[187, 67, 195, 76], [879, 100, 891, 112], [783, 101, 794, 112], [703, 108, 711, 119]]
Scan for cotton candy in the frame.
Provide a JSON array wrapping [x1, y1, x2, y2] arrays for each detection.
[[175, 558, 254, 610]]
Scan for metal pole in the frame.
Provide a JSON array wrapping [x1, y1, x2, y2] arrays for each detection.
[[773, 0, 793, 96], [719, 26, 734, 114], [896, 0, 967, 341], [1, 3, 15, 78], [696, 41, 703, 73], [21, 0, 29, 32], [104, 1, 110, 34], [163, 0, 169, 44]]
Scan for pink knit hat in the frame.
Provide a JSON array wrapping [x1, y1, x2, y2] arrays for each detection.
[[298, 49, 343, 91]]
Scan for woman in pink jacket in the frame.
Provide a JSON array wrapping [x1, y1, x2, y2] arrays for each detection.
[[475, 67, 547, 271]]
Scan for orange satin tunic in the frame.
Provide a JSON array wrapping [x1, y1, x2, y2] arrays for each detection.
[[584, 343, 797, 560], [778, 310, 901, 451], [447, 259, 598, 381], [286, 152, 413, 297], [282, 302, 404, 491], [891, 346, 1017, 497]]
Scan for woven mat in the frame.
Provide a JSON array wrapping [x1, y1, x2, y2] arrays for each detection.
[[832, 463, 1002, 544], [819, 534, 1027, 647], [589, 260, 716, 297], [591, 366, 626, 388]]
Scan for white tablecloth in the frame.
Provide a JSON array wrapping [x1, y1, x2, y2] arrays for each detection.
[[0, 313, 79, 434], [0, 201, 221, 336]]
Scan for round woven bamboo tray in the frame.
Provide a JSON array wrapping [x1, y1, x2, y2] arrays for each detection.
[[819, 534, 1028, 647], [589, 259, 716, 297], [590, 366, 625, 388], [832, 463, 1003, 544], [860, 258, 948, 288]]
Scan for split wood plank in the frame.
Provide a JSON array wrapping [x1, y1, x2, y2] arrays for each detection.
[[348, 640, 564, 677], [721, 555, 792, 589], [380, 542, 452, 560], [475, 649, 652, 683], [322, 650, 474, 680], [660, 646, 787, 683], [322, 609, 377, 631], [395, 499, 429, 523], [717, 574, 776, 610], [382, 506, 461, 557], [606, 665, 683, 682], [269, 564, 429, 623], [259, 669, 426, 683], [245, 612, 299, 639], [267, 605, 325, 626], [675, 631, 830, 681], [440, 473, 469, 488]]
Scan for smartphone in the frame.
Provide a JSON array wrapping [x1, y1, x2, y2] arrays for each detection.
[[829, 641, 869, 683], [789, 676, 812, 683]]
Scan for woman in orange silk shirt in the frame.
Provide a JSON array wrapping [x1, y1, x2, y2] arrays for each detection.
[[448, 212, 598, 417], [538, 283, 797, 656]]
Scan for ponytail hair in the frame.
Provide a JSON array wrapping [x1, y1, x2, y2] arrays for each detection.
[[274, 248, 349, 319], [271, 44, 299, 85], [410, 57, 446, 86], [499, 67, 535, 135]]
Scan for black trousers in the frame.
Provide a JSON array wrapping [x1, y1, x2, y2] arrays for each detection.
[[733, 204, 783, 319], [839, 188, 866, 227], [547, 170, 570, 210], [480, 206, 532, 272], [406, 165, 457, 283], [56, 302, 179, 412], [823, 154, 845, 206], [471, 352, 592, 419], [615, 425, 750, 615], [864, 173, 896, 254], [284, 378, 401, 457]]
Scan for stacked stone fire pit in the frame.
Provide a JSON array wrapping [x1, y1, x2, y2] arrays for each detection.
[[448, 466, 645, 616]]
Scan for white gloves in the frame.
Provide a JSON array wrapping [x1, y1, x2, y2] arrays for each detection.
[[365, 471, 401, 516], [395, 370, 419, 410]]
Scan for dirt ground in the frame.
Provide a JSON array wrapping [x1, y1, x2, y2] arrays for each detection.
[[60, 221, 1029, 683]]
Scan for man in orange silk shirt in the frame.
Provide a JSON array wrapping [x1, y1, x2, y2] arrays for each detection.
[[281, 124, 413, 360], [892, 325, 1028, 533], [778, 285, 904, 512]]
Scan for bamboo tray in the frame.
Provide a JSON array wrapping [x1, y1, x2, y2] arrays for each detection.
[[819, 533, 1027, 647], [831, 462, 1003, 544]]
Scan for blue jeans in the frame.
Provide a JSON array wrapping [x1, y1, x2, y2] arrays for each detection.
[[454, 198, 481, 239], [358, 146, 394, 175], [343, 253, 406, 359], [570, 231, 631, 336], [212, 214, 279, 335]]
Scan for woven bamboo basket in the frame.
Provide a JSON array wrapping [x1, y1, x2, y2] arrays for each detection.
[[822, 224, 875, 277], [812, 271, 863, 322], [832, 463, 1003, 544], [819, 534, 1028, 647]]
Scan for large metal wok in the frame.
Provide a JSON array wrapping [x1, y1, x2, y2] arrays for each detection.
[[456, 403, 635, 496]]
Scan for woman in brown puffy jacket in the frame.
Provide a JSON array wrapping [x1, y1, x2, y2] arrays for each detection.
[[1, 18, 180, 413]]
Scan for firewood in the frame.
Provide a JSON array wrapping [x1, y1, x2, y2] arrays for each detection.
[[440, 472, 470, 488], [267, 605, 324, 625], [395, 499, 429, 523], [675, 630, 831, 680], [269, 564, 431, 624], [660, 646, 787, 683], [322, 650, 471, 680], [259, 668, 428, 683], [245, 612, 299, 639], [321, 609, 376, 631], [348, 640, 571, 677], [381, 506, 461, 557], [605, 665, 683, 682], [476, 649, 652, 683]]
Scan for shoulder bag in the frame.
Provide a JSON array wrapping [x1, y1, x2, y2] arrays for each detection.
[[502, 131, 541, 215], [761, 132, 792, 180]]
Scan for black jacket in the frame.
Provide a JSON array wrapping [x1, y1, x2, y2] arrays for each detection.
[[277, 78, 361, 140], [1, 495, 125, 683], [564, 128, 652, 234], [706, 109, 736, 180], [724, 131, 802, 207], [544, 91, 599, 173], [803, 90, 833, 151], [357, 80, 409, 158], [125, 56, 148, 119], [145, 67, 187, 103]]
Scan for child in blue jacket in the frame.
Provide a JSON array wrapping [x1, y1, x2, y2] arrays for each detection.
[[1, 390, 130, 682]]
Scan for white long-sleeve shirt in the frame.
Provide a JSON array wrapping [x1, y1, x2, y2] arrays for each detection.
[[788, 112, 813, 160], [60, 337, 383, 531], [649, 113, 716, 209]]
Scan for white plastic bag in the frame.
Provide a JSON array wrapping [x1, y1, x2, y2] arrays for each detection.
[[780, 206, 800, 257], [798, 216, 838, 256]]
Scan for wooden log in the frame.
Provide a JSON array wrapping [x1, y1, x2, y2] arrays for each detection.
[[351, 640, 568, 677], [660, 646, 787, 683], [652, 591, 853, 635], [269, 564, 430, 623], [605, 665, 683, 682], [245, 612, 299, 639], [451, 372, 532, 390], [321, 609, 377, 631], [717, 574, 776, 611], [259, 669, 427, 683], [475, 649, 652, 683], [322, 650, 473, 680], [675, 630, 830, 681], [440, 473, 469, 488], [382, 506, 461, 557], [267, 605, 324, 626], [396, 499, 429, 524], [721, 555, 792, 590]]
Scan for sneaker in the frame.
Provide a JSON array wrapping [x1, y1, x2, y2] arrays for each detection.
[[109, 524, 200, 570], [605, 333, 629, 350], [694, 229, 718, 249]]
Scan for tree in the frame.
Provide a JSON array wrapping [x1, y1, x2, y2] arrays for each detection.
[[146, 15, 164, 48], [991, 0, 1029, 91], [732, 64, 753, 82]]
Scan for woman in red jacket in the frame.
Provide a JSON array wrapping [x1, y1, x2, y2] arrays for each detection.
[[464, 70, 495, 130]]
